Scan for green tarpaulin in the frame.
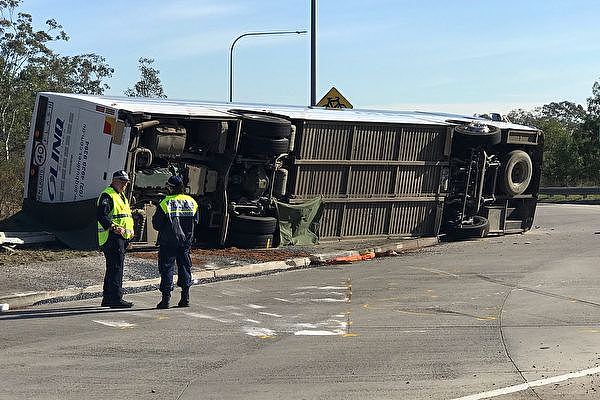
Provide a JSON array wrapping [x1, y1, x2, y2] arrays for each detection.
[[275, 196, 324, 246]]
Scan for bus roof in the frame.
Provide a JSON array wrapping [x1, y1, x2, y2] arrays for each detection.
[[39, 92, 537, 131]]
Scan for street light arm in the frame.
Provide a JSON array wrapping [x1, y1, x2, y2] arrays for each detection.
[[229, 30, 308, 102]]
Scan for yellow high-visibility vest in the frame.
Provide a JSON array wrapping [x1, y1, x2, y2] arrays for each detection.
[[159, 194, 198, 218], [97, 186, 134, 246]]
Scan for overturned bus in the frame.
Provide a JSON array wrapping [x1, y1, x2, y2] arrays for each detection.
[[22, 93, 543, 249]]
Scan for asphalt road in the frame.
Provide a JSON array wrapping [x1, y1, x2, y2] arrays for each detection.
[[1, 203, 600, 400]]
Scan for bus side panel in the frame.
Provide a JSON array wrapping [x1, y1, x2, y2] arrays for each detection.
[[288, 120, 449, 239], [26, 96, 130, 204], [24, 94, 49, 200]]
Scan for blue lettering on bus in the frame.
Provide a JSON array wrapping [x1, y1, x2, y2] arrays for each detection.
[[47, 118, 64, 201]]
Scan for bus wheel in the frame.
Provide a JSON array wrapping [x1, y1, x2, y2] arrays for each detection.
[[230, 214, 277, 234], [241, 113, 292, 138], [227, 232, 275, 249], [446, 216, 489, 240], [454, 123, 501, 148], [240, 135, 290, 156], [500, 150, 533, 196]]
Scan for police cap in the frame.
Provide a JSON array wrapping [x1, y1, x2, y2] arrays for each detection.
[[112, 170, 130, 181], [167, 175, 183, 187]]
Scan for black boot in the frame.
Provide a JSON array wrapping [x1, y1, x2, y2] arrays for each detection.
[[156, 293, 170, 309], [178, 287, 190, 307], [109, 299, 133, 309]]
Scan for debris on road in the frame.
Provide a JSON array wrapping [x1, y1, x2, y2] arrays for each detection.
[[0, 231, 56, 246], [133, 247, 312, 267], [327, 251, 376, 265]]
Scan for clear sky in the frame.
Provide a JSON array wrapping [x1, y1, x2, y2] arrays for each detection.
[[20, 0, 600, 115]]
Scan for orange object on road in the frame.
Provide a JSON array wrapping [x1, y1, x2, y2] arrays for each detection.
[[329, 251, 375, 264]]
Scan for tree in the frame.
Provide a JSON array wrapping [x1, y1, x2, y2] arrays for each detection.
[[41, 53, 113, 95], [0, 0, 113, 218], [575, 79, 600, 184], [0, 0, 113, 161], [508, 102, 585, 186], [124, 57, 167, 98]]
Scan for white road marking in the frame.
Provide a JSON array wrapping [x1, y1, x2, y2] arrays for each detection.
[[184, 312, 232, 323], [246, 304, 266, 309], [92, 320, 135, 328], [405, 265, 460, 278], [293, 323, 318, 328], [451, 366, 600, 400], [243, 327, 276, 337], [244, 319, 261, 324], [311, 298, 348, 302], [294, 330, 343, 336], [258, 312, 283, 318], [319, 286, 349, 290], [296, 286, 348, 290], [273, 298, 292, 302]]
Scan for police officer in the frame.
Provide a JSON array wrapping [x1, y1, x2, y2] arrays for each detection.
[[97, 170, 135, 308], [152, 175, 199, 309]]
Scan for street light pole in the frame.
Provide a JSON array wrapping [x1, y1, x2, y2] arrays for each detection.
[[229, 30, 307, 102]]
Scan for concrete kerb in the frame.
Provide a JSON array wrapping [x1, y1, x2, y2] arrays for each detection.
[[0, 236, 439, 310]]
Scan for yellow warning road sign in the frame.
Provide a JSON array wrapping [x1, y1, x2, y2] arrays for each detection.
[[316, 87, 353, 109]]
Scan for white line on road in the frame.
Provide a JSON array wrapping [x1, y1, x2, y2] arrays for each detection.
[[450, 366, 600, 400], [259, 312, 283, 318], [184, 312, 232, 323], [311, 298, 348, 302], [273, 298, 292, 302], [92, 320, 135, 328], [243, 327, 276, 337], [405, 265, 460, 278], [294, 330, 342, 336]]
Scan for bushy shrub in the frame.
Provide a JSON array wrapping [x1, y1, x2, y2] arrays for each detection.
[[0, 158, 24, 220]]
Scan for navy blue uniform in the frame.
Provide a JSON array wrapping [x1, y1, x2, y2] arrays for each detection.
[[152, 194, 199, 294], [97, 191, 128, 304]]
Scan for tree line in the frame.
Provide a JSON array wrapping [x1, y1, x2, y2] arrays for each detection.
[[507, 84, 600, 187]]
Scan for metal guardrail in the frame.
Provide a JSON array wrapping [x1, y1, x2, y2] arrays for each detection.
[[539, 187, 600, 196]]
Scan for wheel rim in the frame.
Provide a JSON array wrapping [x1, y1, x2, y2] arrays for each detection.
[[511, 162, 527, 185]]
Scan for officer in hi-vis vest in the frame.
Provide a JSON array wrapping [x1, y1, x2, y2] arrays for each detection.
[[97, 170, 135, 308], [152, 175, 199, 309]]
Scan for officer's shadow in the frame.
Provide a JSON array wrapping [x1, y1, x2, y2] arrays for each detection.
[[0, 305, 156, 321]]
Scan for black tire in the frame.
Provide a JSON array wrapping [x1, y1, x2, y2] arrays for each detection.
[[230, 214, 277, 234], [454, 123, 501, 148], [227, 232, 275, 249], [240, 135, 290, 156], [241, 113, 291, 138], [446, 215, 490, 240], [500, 150, 533, 196]]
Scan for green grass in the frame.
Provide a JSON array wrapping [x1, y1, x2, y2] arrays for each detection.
[[538, 194, 600, 203]]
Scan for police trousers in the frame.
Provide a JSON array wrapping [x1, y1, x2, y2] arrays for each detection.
[[158, 245, 193, 294], [101, 234, 127, 302]]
